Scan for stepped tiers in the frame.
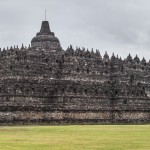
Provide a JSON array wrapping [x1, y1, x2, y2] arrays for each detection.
[[1, 21, 150, 124]]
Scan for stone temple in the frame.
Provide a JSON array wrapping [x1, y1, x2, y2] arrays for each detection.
[[0, 20, 150, 124]]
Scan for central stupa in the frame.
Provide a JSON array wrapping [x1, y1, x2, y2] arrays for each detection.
[[31, 21, 61, 50]]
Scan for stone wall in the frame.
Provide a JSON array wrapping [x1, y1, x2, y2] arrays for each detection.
[[0, 110, 150, 124]]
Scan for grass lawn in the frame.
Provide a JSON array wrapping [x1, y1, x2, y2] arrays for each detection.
[[0, 125, 150, 150]]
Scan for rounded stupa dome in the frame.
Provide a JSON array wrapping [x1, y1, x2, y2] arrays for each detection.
[[103, 51, 109, 59], [31, 21, 61, 50], [31, 35, 59, 43]]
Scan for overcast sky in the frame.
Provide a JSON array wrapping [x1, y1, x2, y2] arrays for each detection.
[[0, 0, 150, 60]]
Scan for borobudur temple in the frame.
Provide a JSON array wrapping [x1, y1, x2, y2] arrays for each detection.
[[0, 20, 150, 124]]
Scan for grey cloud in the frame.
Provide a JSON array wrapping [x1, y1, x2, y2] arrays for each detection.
[[0, 0, 150, 60]]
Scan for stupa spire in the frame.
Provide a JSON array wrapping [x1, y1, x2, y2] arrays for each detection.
[[45, 10, 47, 21], [37, 21, 51, 35]]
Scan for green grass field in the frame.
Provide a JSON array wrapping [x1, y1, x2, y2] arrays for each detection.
[[0, 125, 150, 150]]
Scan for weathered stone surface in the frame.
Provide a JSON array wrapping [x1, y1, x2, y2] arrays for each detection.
[[0, 20, 150, 124]]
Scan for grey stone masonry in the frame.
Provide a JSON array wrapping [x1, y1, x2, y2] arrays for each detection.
[[0, 20, 150, 124]]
